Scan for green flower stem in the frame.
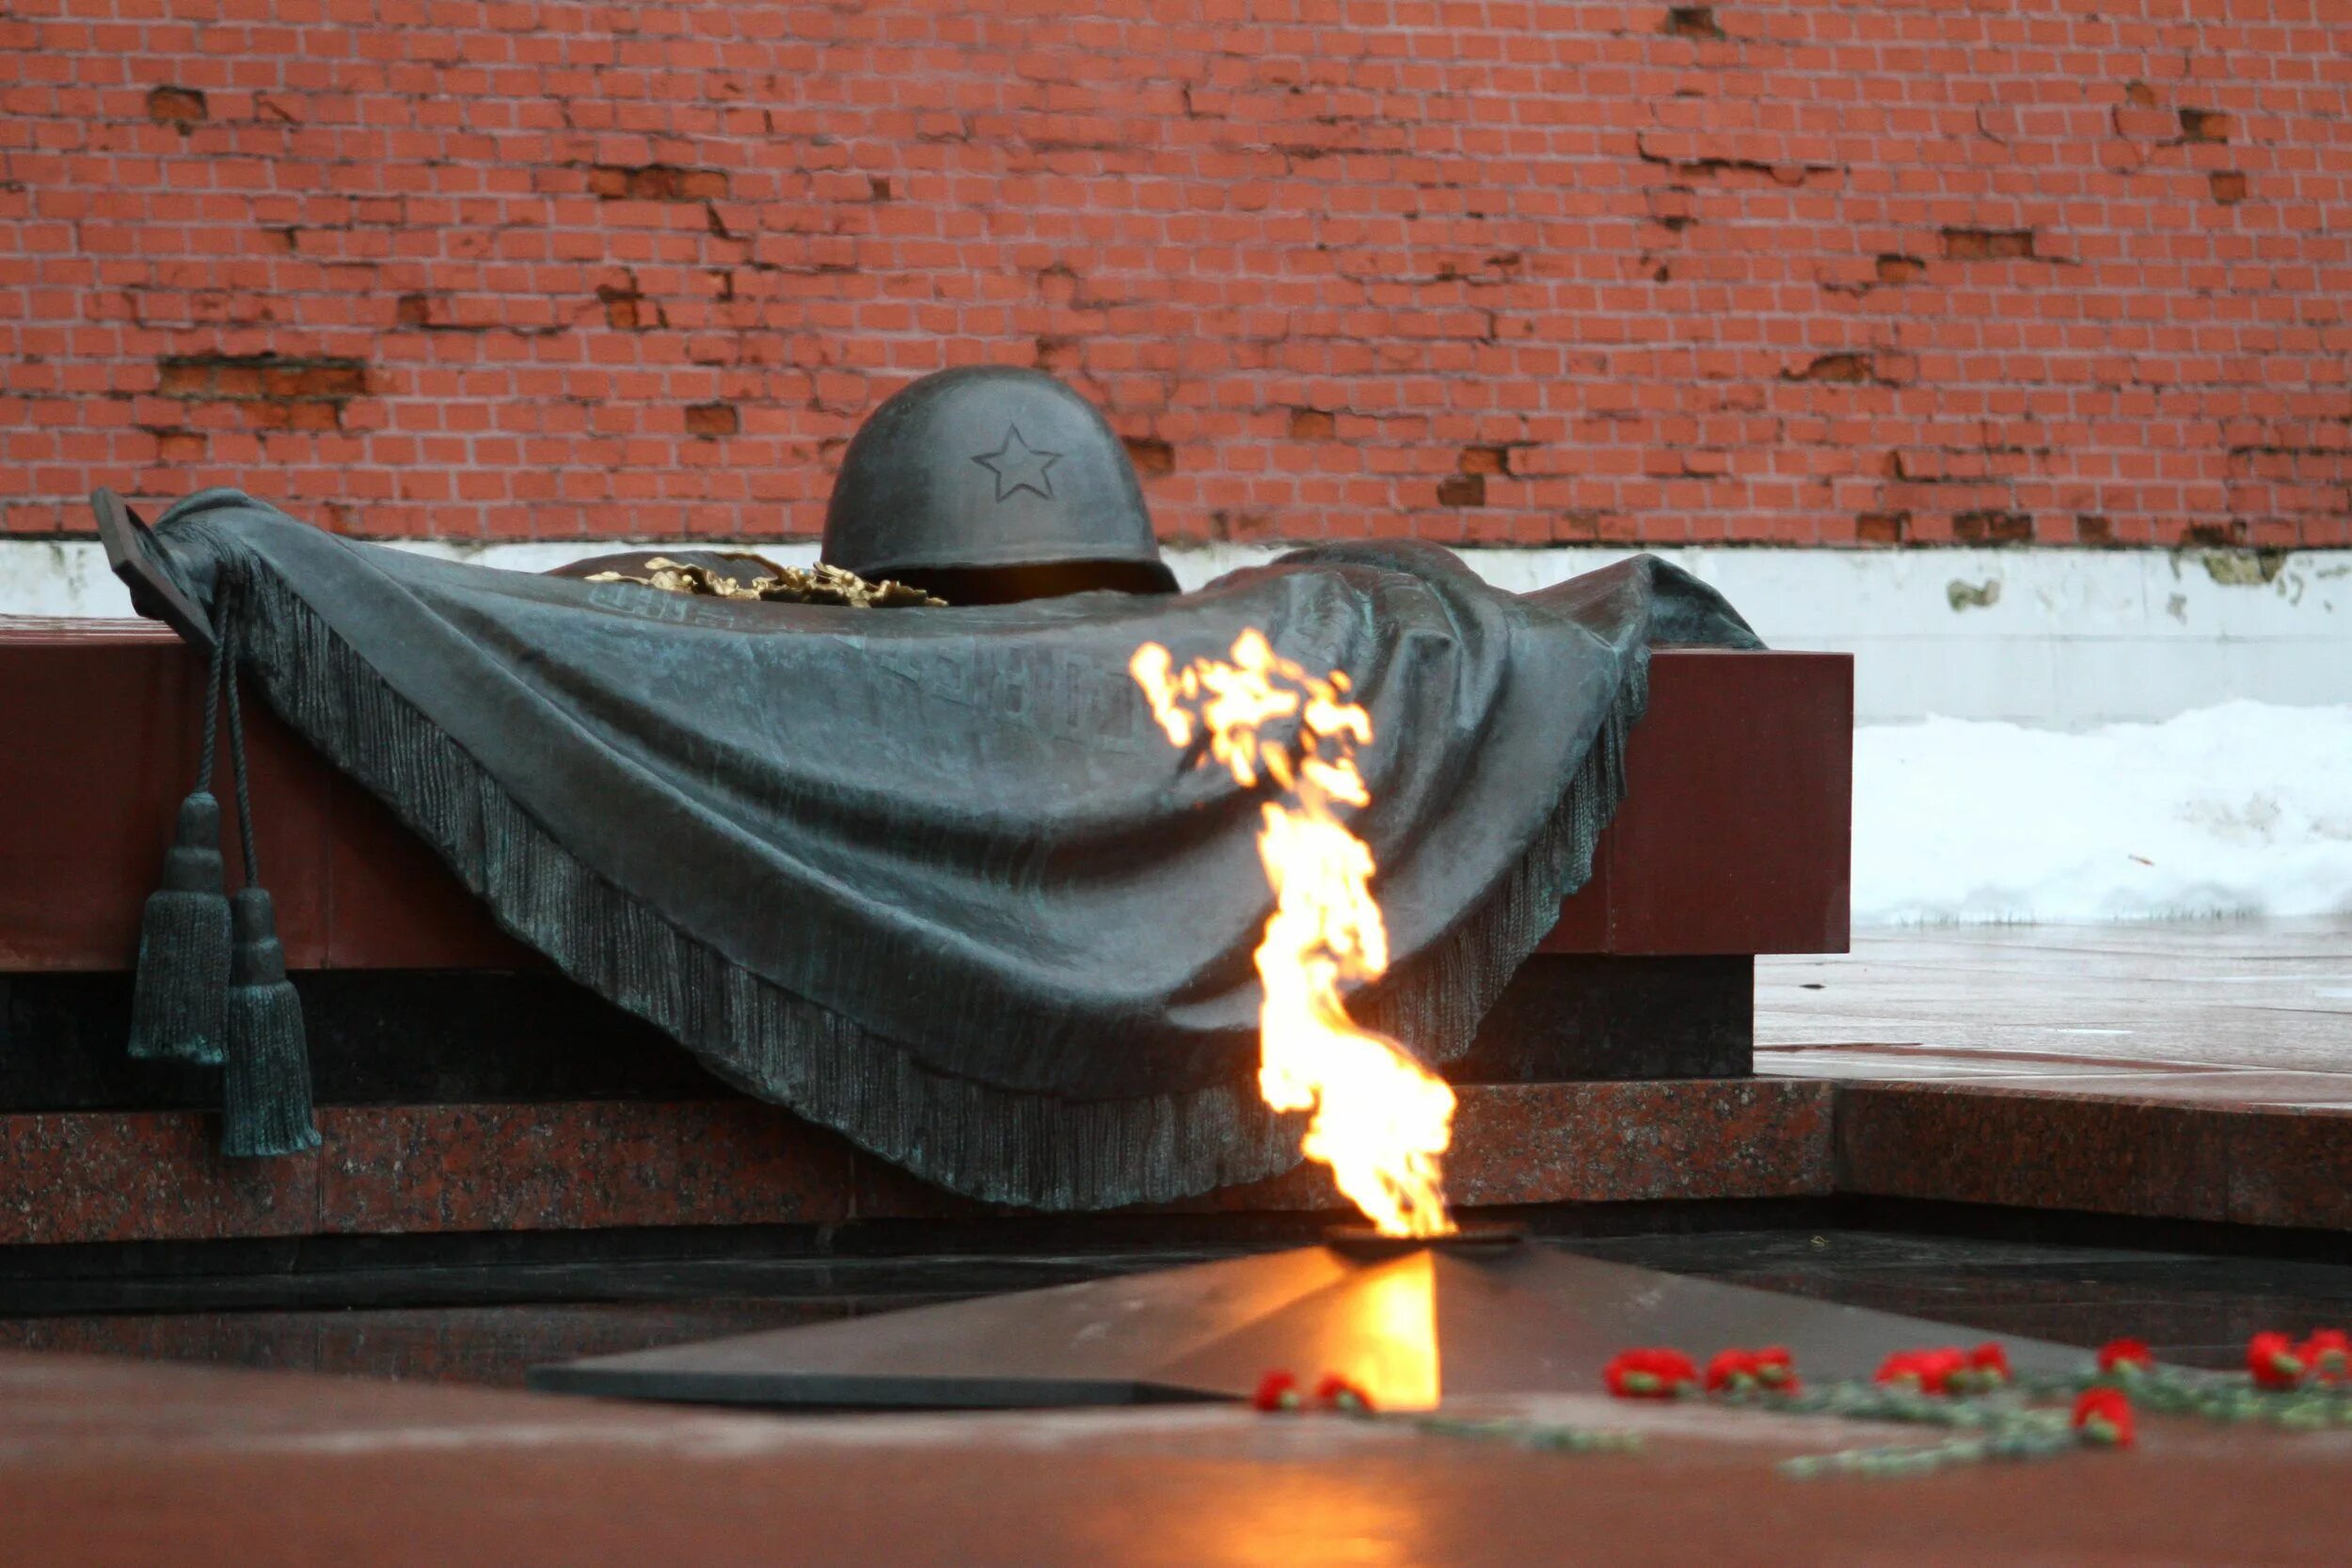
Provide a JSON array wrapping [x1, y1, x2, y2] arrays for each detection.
[[1411, 1416, 1643, 1454], [1779, 1408, 2078, 1480]]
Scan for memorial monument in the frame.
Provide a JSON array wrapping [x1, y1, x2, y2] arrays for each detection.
[[96, 365, 1764, 1220]]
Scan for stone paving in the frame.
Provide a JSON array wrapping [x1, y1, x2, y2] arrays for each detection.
[[7, 1349, 2351, 1567], [1761, 916, 2352, 1089]]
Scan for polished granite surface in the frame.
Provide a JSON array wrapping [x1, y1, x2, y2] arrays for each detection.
[[7, 1227, 2352, 1386]]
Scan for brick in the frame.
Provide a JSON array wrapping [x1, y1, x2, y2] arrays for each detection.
[[1121, 436, 1174, 477], [2178, 108, 2232, 145], [1437, 474, 1486, 508], [1661, 7, 1724, 40], [683, 402, 739, 438], [1790, 353, 1873, 385], [590, 165, 730, 202], [144, 86, 206, 124], [1941, 229, 2036, 262], [1951, 510, 2033, 546]]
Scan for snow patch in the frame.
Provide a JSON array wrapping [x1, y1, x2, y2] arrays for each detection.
[[1854, 702, 2352, 927]]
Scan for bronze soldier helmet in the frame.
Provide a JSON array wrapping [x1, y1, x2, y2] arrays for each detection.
[[821, 367, 1178, 604]]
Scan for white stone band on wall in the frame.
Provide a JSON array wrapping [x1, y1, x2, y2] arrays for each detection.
[[3, 538, 2344, 729]]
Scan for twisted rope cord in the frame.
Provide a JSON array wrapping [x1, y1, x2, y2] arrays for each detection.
[[194, 588, 228, 790], [220, 583, 261, 887]]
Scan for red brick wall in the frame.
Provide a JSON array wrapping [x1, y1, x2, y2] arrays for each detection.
[[2, 1, 2345, 549]]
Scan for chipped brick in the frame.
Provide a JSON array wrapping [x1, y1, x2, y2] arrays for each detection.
[[2074, 515, 2115, 546], [211, 362, 265, 398], [2180, 521, 2248, 549], [1122, 436, 1174, 476], [591, 165, 730, 201], [1438, 473, 1486, 507], [2178, 108, 2231, 144], [153, 354, 370, 433], [684, 402, 739, 437], [1952, 510, 2033, 545], [2124, 81, 2158, 109], [274, 362, 365, 400], [1458, 445, 1509, 476], [1875, 254, 1926, 284], [146, 86, 207, 124], [1855, 511, 1908, 545], [1662, 7, 1724, 40], [1941, 229, 2036, 261], [154, 362, 208, 397], [1289, 408, 1336, 439], [1792, 352, 1872, 384], [596, 281, 651, 331], [395, 293, 433, 328]]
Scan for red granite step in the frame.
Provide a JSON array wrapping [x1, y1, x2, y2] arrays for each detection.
[[1835, 1078, 2352, 1233], [5, 1071, 2348, 1248], [0, 1080, 1838, 1247]]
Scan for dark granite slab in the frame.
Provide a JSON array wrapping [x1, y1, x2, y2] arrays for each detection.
[[0, 958, 1753, 1116]]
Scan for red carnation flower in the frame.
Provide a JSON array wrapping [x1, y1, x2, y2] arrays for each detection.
[[1876, 1347, 1969, 1395], [1253, 1370, 1304, 1412], [2098, 1338, 2155, 1375], [1705, 1347, 1799, 1396], [1961, 1342, 2012, 1390], [1312, 1372, 1375, 1414], [2301, 1330, 2351, 1384], [1606, 1348, 1698, 1400], [2249, 1332, 2307, 1390], [2072, 1387, 2136, 1449], [1704, 1349, 1757, 1393]]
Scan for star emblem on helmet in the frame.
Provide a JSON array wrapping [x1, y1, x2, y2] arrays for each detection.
[[971, 424, 1063, 502]]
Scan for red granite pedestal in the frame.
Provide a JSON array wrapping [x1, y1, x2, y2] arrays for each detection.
[[0, 618, 1858, 1251]]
